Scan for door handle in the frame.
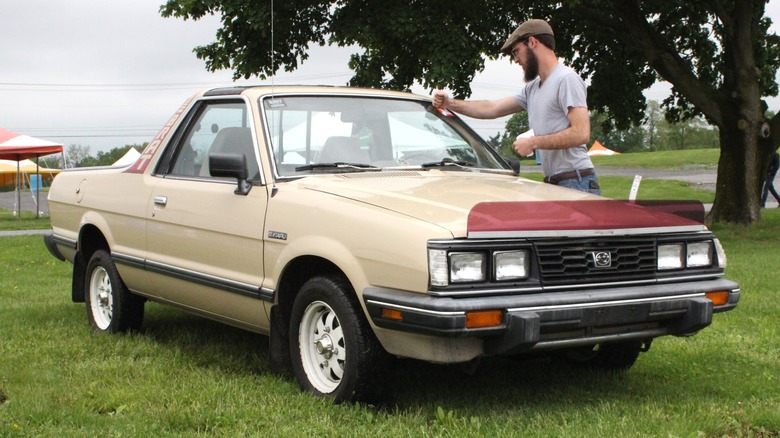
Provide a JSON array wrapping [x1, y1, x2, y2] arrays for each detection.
[[154, 195, 168, 206]]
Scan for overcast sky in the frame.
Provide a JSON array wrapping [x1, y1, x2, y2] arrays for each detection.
[[2, 0, 780, 154]]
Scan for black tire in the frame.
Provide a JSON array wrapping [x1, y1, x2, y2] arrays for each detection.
[[84, 250, 144, 333], [559, 340, 643, 371], [289, 275, 386, 403]]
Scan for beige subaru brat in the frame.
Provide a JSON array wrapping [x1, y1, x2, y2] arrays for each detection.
[[44, 86, 739, 403]]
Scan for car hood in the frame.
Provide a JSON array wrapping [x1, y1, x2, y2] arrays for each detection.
[[296, 170, 599, 237], [295, 170, 707, 238]]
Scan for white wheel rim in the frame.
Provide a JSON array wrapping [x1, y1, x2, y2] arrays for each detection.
[[89, 266, 113, 330], [299, 300, 345, 393]]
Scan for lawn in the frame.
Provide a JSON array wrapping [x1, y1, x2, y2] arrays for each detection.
[[1, 206, 778, 436]]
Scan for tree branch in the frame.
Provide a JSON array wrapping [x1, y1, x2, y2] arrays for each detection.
[[591, 1, 726, 127]]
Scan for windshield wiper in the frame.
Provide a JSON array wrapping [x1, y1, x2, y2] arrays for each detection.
[[420, 158, 474, 169], [295, 162, 380, 172]]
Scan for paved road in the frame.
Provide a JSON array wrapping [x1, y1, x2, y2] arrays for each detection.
[[0, 190, 49, 216]]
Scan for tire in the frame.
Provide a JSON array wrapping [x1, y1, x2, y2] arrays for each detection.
[[85, 250, 144, 333], [289, 275, 386, 403], [559, 340, 643, 371]]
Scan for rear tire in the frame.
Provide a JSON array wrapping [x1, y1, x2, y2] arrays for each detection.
[[559, 340, 643, 371], [85, 250, 144, 333], [289, 275, 386, 403]]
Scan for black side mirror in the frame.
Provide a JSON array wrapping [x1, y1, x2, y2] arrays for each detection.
[[501, 155, 521, 175], [209, 153, 252, 195]]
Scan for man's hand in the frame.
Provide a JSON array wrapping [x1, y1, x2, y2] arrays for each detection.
[[513, 137, 535, 157], [432, 90, 449, 108]]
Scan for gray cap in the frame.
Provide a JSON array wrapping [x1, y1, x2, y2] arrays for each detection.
[[501, 19, 554, 54]]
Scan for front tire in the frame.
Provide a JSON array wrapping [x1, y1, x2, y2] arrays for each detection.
[[289, 275, 385, 403], [85, 250, 144, 333]]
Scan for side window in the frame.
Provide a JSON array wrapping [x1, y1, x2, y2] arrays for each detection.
[[169, 101, 260, 180]]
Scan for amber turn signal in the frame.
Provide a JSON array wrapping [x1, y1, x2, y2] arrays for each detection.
[[465, 310, 503, 328], [382, 308, 403, 321], [705, 291, 729, 306]]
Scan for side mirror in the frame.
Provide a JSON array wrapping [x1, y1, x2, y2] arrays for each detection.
[[501, 155, 521, 175], [209, 153, 252, 195]]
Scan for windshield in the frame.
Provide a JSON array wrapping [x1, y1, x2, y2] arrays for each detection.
[[261, 95, 511, 177]]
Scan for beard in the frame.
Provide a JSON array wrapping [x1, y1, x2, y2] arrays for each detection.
[[523, 50, 539, 82]]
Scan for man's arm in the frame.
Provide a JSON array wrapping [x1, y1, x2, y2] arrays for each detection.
[[432, 90, 521, 119], [513, 106, 590, 156]]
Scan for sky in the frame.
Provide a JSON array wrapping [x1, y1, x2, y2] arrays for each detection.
[[2, 0, 780, 154]]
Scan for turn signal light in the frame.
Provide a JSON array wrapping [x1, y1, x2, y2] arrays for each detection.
[[465, 310, 503, 328], [705, 291, 729, 306], [382, 308, 403, 321]]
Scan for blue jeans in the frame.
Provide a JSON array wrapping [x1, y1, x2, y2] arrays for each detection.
[[557, 173, 601, 195]]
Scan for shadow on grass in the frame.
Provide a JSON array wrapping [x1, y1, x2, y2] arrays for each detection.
[[131, 302, 709, 412]]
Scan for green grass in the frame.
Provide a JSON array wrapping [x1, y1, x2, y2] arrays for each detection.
[[1, 212, 779, 436], [0, 208, 50, 231], [522, 173, 716, 203], [589, 148, 720, 169]]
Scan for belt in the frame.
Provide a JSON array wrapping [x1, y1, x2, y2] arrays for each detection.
[[544, 168, 595, 185]]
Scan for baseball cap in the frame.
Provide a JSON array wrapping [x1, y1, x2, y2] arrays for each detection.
[[501, 19, 554, 54]]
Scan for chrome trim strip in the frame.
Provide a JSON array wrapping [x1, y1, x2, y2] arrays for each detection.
[[364, 299, 465, 317], [427, 274, 721, 297]]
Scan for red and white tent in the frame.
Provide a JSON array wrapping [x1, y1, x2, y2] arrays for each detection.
[[0, 128, 64, 218]]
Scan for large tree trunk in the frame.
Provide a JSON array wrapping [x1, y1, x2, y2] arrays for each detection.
[[708, 126, 763, 224]]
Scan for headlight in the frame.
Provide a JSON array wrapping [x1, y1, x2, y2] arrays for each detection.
[[687, 241, 713, 267], [658, 243, 684, 270], [450, 252, 486, 283], [494, 250, 529, 281]]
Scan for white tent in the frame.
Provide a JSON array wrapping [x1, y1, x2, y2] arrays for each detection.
[[112, 147, 141, 167]]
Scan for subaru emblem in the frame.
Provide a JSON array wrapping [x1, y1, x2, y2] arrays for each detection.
[[592, 251, 612, 268]]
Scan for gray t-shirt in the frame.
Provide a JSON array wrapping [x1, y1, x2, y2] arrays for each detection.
[[515, 63, 594, 177]]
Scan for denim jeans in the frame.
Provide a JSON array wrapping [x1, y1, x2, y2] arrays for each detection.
[[557, 173, 601, 195]]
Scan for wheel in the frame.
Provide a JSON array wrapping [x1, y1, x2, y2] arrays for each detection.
[[85, 250, 144, 333], [289, 275, 386, 403], [559, 340, 643, 371]]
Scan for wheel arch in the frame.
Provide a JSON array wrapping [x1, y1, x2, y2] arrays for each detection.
[[268, 255, 355, 374], [71, 223, 111, 303]]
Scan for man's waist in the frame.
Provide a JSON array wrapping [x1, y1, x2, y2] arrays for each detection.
[[544, 168, 595, 184]]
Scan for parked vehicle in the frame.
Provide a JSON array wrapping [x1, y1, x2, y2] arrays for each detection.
[[44, 86, 739, 402]]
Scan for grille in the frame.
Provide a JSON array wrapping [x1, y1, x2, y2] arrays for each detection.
[[534, 237, 657, 286]]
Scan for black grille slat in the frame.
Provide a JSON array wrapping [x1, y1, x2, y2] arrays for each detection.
[[534, 238, 657, 285]]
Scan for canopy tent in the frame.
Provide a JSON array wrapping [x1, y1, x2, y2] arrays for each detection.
[[588, 140, 621, 156], [112, 147, 141, 167], [0, 159, 61, 187], [0, 128, 64, 218]]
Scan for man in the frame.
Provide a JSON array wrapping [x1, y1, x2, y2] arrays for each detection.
[[432, 19, 600, 194]]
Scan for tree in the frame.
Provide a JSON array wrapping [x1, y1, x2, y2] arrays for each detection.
[[161, 0, 780, 224]]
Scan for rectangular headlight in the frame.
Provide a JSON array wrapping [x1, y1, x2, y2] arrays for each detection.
[[450, 252, 486, 283], [494, 250, 529, 281], [658, 243, 684, 270], [687, 241, 713, 267]]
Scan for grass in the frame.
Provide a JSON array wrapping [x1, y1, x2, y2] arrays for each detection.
[[589, 148, 720, 169], [0, 208, 50, 231], [1, 210, 779, 436]]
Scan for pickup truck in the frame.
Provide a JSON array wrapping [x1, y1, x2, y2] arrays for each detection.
[[44, 85, 740, 403]]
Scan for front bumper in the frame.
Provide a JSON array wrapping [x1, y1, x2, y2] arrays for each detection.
[[363, 278, 740, 355]]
